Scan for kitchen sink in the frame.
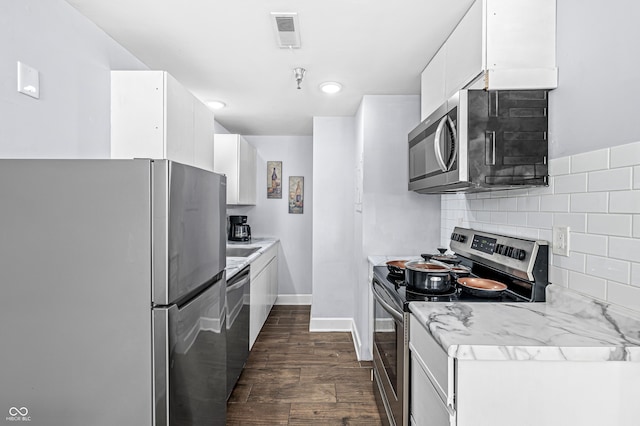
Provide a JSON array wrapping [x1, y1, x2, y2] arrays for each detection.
[[226, 246, 260, 257]]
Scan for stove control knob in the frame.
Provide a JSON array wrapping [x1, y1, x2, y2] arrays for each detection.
[[515, 249, 526, 260], [506, 246, 514, 257]]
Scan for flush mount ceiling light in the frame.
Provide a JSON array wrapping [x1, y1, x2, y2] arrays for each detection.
[[207, 100, 226, 110], [319, 82, 342, 94]]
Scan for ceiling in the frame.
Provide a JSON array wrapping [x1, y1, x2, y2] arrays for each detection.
[[65, 0, 474, 136]]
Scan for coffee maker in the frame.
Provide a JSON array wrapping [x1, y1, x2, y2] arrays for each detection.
[[228, 215, 251, 242]]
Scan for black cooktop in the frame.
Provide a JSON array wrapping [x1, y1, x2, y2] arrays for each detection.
[[372, 265, 527, 312]]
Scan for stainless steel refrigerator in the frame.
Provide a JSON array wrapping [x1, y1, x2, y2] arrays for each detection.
[[0, 159, 227, 426]]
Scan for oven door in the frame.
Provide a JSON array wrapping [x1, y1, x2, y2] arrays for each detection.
[[372, 278, 407, 426]]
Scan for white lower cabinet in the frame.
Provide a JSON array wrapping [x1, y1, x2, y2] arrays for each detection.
[[249, 243, 278, 349], [409, 313, 640, 426]]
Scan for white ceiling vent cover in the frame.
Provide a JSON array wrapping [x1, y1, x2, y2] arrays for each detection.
[[271, 12, 301, 48]]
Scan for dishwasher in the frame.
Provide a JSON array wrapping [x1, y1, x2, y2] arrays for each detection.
[[225, 266, 250, 400]]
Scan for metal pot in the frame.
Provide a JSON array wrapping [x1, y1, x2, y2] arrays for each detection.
[[404, 260, 452, 293], [386, 260, 407, 278]]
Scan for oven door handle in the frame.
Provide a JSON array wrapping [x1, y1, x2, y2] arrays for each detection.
[[372, 281, 403, 322]]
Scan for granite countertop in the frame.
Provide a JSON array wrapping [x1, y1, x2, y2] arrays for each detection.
[[410, 285, 640, 362], [226, 237, 279, 280]]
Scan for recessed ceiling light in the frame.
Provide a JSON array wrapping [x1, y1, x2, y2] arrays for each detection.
[[319, 82, 342, 94], [207, 100, 226, 110]]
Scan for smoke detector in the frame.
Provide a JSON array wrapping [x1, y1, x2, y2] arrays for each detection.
[[271, 12, 301, 48]]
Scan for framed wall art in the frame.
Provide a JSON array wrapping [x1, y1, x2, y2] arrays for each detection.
[[288, 176, 304, 214], [267, 161, 282, 199]]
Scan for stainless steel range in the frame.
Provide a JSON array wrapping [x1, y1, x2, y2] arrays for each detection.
[[371, 227, 549, 426]]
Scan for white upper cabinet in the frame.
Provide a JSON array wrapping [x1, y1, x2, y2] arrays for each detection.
[[213, 134, 256, 205], [420, 0, 557, 120], [111, 70, 215, 172]]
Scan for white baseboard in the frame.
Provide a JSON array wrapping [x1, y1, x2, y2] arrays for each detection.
[[308, 317, 353, 332], [275, 294, 312, 305], [351, 321, 362, 361]]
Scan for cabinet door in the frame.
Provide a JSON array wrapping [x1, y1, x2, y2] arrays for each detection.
[[411, 354, 452, 426], [249, 266, 268, 349], [238, 137, 257, 205], [165, 73, 195, 166], [268, 255, 278, 307], [193, 100, 215, 172], [420, 46, 447, 121], [213, 134, 241, 204], [110, 70, 165, 159], [445, 0, 483, 97]]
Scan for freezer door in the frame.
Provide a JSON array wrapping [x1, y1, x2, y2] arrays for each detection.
[[153, 275, 227, 426], [152, 161, 227, 305]]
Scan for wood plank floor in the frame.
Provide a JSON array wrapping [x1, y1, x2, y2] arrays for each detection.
[[227, 305, 383, 425]]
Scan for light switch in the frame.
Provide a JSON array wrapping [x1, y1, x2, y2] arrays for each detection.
[[17, 61, 40, 99]]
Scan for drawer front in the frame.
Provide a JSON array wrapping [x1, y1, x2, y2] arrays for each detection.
[[250, 244, 277, 279], [409, 314, 449, 401], [411, 353, 451, 426]]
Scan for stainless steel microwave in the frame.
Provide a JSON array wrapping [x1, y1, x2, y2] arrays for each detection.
[[408, 89, 549, 194]]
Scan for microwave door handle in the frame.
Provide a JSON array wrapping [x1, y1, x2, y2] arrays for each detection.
[[433, 116, 449, 172], [446, 116, 458, 170]]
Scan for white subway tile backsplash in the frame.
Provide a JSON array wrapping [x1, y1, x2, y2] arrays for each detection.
[[568, 271, 607, 300], [517, 196, 540, 212], [540, 194, 570, 212], [498, 197, 518, 212], [571, 232, 608, 256], [539, 229, 552, 243], [553, 213, 587, 233], [507, 212, 527, 226], [554, 173, 588, 194], [632, 263, 640, 287], [553, 252, 586, 273], [609, 237, 640, 263], [548, 156, 571, 176], [570, 192, 608, 213], [440, 142, 640, 313], [587, 214, 632, 236], [468, 199, 484, 211], [610, 141, 640, 168], [610, 190, 640, 213], [571, 149, 609, 173], [527, 212, 553, 229], [476, 211, 491, 222], [484, 198, 500, 211], [586, 255, 630, 284], [549, 265, 569, 287], [588, 168, 632, 192], [491, 211, 508, 224], [607, 281, 640, 311]]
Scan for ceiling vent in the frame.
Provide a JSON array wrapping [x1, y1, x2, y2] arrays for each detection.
[[271, 12, 301, 48]]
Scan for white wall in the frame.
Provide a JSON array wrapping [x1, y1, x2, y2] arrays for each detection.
[[312, 97, 441, 358], [549, 0, 640, 157], [311, 117, 358, 323], [227, 136, 313, 302], [355, 96, 441, 357], [0, 0, 147, 158]]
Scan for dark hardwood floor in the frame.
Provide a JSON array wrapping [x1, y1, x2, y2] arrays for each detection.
[[227, 305, 383, 425]]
